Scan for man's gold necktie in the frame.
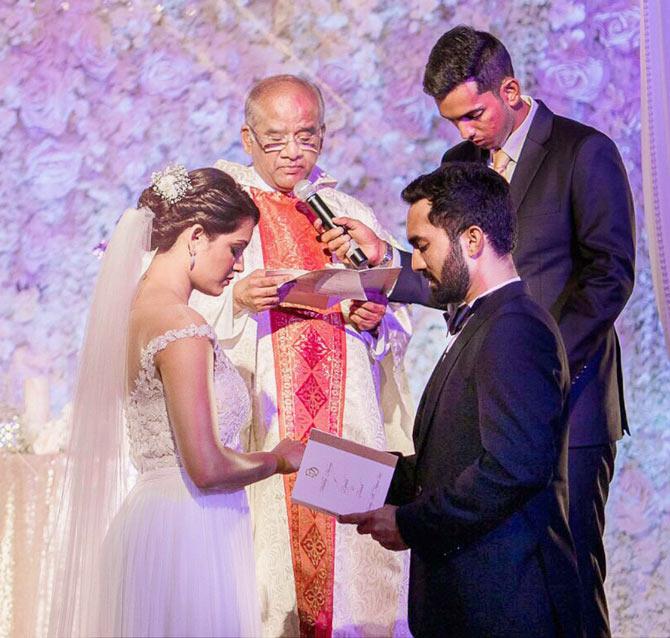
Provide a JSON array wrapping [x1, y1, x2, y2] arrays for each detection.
[[492, 148, 512, 181]]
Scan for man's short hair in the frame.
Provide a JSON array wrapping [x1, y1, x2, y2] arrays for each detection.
[[423, 26, 514, 100], [244, 74, 325, 127], [402, 162, 516, 256]]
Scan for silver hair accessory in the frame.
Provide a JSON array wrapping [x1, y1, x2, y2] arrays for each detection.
[[151, 164, 192, 204]]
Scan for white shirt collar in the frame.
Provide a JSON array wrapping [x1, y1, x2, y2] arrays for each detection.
[[214, 159, 338, 193], [499, 96, 538, 163], [469, 276, 522, 306], [448, 276, 523, 315], [443, 277, 521, 351]]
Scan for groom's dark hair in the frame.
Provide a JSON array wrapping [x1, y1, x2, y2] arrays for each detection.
[[402, 162, 516, 256], [139, 167, 260, 251]]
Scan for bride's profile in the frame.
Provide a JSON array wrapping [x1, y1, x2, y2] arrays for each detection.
[[48, 165, 304, 637]]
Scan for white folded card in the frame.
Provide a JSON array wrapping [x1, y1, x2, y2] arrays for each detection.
[[267, 266, 401, 310], [291, 429, 398, 516]]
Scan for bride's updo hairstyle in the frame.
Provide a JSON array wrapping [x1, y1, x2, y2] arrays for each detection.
[[138, 167, 260, 251]]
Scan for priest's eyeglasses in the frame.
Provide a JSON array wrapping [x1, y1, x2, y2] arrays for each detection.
[[246, 125, 323, 154]]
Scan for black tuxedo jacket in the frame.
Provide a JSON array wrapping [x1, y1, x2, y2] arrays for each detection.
[[389, 282, 582, 637], [391, 101, 636, 446]]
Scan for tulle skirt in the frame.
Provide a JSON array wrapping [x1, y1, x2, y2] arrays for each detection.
[[98, 466, 261, 637]]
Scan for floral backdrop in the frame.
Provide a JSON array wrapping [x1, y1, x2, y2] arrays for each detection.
[[0, 0, 667, 635]]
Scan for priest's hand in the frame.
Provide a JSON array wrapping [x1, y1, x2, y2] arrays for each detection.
[[348, 298, 387, 333], [233, 269, 289, 314], [339, 505, 409, 551], [315, 217, 387, 266]]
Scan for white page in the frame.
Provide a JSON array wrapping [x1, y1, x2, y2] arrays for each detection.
[[291, 430, 398, 516], [268, 267, 401, 310]]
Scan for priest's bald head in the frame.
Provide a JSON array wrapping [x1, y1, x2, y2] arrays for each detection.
[[241, 75, 326, 193]]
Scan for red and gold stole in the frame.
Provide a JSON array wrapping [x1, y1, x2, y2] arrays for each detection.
[[252, 188, 346, 638]]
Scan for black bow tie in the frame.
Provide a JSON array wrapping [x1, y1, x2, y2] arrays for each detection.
[[443, 298, 483, 336]]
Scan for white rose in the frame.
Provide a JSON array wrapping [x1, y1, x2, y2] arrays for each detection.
[[548, 1, 585, 30], [19, 65, 78, 136], [69, 17, 116, 80], [0, 108, 17, 138], [594, 9, 639, 51], [539, 57, 606, 102], [12, 287, 40, 324], [141, 52, 195, 99], [609, 464, 656, 536], [25, 139, 83, 201]]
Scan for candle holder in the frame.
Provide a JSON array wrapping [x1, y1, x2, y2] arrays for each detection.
[[0, 402, 27, 453]]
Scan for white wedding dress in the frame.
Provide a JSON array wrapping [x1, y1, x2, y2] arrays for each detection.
[[98, 323, 261, 637]]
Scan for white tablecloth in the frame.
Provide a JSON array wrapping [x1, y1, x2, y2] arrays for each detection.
[[0, 452, 66, 638]]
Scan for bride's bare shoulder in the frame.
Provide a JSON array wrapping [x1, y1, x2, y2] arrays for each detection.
[[130, 302, 209, 349]]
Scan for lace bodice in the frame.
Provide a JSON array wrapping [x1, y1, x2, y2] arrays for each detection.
[[126, 324, 250, 473]]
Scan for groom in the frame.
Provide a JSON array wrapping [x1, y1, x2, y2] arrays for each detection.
[[341, 162, 583, 637]]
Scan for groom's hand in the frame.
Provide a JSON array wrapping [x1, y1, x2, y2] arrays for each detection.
[[339, 505, 409, 551]]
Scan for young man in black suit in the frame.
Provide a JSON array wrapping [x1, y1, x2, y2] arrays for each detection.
[[341, 162, 582, 637], [321, 26, 635, 638]]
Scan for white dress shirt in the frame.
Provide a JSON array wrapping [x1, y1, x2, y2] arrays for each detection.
[[488, 96, 538, 182]]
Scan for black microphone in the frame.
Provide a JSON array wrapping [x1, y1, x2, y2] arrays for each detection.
[[294, 179, 369, 269]]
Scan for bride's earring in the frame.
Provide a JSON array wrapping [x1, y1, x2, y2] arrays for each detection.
[[188, 244, 196, 271]]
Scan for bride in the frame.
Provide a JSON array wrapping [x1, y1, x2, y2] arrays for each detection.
[[49, 166, 304, 637]]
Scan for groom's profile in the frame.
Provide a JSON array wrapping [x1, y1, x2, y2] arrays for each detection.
[[341, 162, 583, 637]]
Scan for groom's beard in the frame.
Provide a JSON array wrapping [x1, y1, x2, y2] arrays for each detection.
[[427, 242, 470, 307]]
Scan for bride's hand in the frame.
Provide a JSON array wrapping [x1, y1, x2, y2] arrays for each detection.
[[272, 438, 305, 474]]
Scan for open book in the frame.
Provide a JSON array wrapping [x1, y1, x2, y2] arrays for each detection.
[[291, 430, 398, 516], [267, 266, 401, 310]]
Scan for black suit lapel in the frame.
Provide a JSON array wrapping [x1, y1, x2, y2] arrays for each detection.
[[508, 101, 553, 213], [414, 282, 530, 457], [413, 311, 484, 456], [413, 381, 432, 434]]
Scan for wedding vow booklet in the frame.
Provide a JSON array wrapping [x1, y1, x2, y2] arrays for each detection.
[[291, 430, 398, 516], [267, 266, 401, 310]]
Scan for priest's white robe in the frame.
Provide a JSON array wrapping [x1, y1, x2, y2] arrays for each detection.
[[192, 160, 414, 637]]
